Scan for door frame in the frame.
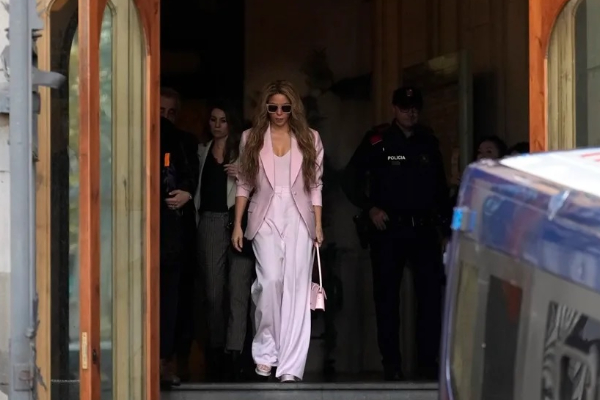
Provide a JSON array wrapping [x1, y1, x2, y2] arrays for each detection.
[[132, 2, 160, 399], [76, 0, 160, 399], [529, 0, 570, 152]]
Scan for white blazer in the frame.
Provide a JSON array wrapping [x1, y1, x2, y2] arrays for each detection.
[[193, 140, 237, 224]]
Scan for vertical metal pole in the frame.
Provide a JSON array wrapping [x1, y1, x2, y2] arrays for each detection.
[[9, 0, 33, 399], [30, 38, 41, 400], [29, 111, 38, 400]]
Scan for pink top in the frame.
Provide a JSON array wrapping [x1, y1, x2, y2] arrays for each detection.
[[235, 127, 324, 240], [273, 150, 291, 187]]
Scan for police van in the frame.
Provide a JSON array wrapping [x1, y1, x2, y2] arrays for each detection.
[[441, 149, 600, 400]]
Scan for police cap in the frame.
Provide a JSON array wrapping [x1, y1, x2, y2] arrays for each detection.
[[392, 86, 423, 110]]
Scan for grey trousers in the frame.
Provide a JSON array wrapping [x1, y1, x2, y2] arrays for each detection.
[[197, 211, 255, 351]]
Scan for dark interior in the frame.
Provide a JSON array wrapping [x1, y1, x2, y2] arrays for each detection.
[[160, 0, 245, 112]]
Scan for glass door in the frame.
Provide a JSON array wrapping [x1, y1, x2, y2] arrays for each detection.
[[76, 0, 161, 399], [36, 0, 160, 399]]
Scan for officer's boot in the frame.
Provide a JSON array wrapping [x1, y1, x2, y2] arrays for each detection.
[[228, 350, 243, 382], [205, 347, 227, 382]]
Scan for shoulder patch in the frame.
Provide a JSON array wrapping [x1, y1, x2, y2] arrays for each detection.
[[369, 123, 390, 145], [370, 133, 383, 145]]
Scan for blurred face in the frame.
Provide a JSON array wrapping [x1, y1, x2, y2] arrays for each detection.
[[266, 94, 291, 128], [209, 108, 229, 139], [160, 96, 178, 123], [477, 140, 500, 160], [393, 105, 419, 130]]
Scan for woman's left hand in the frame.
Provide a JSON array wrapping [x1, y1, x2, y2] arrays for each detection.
[[315, 226, 324, 247]]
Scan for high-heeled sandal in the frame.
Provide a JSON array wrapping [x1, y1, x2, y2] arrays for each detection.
[[255, 364, 272, 377], [280, 374, 301, 382]]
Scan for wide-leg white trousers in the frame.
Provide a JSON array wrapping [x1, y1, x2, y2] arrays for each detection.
[[251, 186, 314, 379]]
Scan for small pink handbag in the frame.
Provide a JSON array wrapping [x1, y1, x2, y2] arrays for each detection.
[[310, 245, 327, 311]]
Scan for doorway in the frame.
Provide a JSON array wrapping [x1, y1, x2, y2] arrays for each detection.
[[157, 0, 383, 386], [35, 0, 465, 398]]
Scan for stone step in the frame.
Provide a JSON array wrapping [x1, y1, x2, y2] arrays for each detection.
[[161, 382, 438, 400]]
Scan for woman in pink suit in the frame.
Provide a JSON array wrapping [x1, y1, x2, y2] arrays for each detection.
[[231, 80, 324, 383]]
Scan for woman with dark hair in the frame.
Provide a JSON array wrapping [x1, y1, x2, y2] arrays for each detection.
[[231, 80, 324, 382], [476, 135, 508, 161], [193, 100, 255, 381]]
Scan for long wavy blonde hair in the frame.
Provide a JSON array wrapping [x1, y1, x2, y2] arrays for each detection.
[[240, 80, 317, 192]]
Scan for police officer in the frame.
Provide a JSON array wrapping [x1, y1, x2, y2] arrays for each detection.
[[342, 86, 450, 381]]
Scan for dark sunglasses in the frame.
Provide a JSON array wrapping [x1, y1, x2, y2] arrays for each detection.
[[266, 104, 292, 114]]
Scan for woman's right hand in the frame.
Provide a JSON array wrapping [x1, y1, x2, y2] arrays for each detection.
[[231, 224, 244, 252]]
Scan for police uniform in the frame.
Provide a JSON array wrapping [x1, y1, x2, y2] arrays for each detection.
[[342, 87, 449, 380]]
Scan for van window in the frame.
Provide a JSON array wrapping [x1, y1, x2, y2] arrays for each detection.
[[541, 302, 600, 400], [451, 264, 522, 400], [480, 276, 522, 400], [451, 261, 479, 399]]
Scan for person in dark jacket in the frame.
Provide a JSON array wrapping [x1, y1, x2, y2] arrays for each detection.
[[159, 116, 199, 387], [160, 87, 200, 385], [342, 86, 449, 381]]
